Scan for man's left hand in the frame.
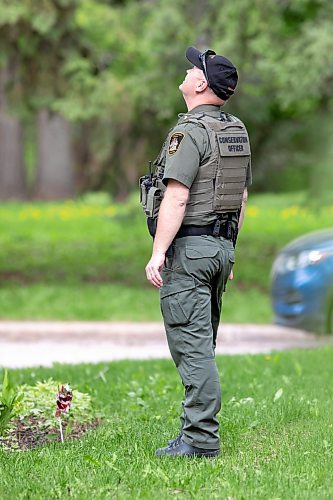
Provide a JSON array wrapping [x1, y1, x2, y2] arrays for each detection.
[[145, 251, 165, 288]]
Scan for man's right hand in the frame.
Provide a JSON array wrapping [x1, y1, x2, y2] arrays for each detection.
[[145, 250, 165, 288]]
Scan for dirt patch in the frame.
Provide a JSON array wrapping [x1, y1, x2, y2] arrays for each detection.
[[0, 416, 100, 452]]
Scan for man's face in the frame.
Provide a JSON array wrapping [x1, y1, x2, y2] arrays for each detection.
[[179, 66, 206, 97]]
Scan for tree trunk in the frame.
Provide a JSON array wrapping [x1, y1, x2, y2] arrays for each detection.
[[0, 68, 27, 200], [35, 108, 75, 199], [308, 108, 333, 206]]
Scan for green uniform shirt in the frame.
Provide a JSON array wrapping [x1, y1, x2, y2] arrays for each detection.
[[162, 104, 252, 226]]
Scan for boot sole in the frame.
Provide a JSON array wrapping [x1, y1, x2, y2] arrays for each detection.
[[156, 448, 220, 458]]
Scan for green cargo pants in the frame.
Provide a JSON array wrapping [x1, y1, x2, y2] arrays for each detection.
[[160, 235, 235, 450]]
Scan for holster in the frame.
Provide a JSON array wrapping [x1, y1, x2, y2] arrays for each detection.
[[147, 217, 157, 237]]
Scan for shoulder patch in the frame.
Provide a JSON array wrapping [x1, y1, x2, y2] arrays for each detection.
[[168, 132, 185, 156]]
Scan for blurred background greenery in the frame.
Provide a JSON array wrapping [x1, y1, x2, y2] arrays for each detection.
[[0, 0, 332, 322]]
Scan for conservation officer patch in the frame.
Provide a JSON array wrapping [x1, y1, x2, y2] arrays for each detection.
[[168, 132, 185, 155]]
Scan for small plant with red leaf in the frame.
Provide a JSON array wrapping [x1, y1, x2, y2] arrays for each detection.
[[55, 384, 73, 443]]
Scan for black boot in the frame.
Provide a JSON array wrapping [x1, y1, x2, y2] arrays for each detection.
[[156, 435, 219, 458], [168, 433, 182, 446]]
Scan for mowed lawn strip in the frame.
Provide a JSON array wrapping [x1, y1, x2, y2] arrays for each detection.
[[2, 191, 333, 323], [0, 283, 272, 323], [0, 347, 332, 499]]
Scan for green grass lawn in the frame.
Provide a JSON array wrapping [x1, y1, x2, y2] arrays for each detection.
[[0, 283, 272, 323], [1, 347, 332, 498], [0, 191, 332, 322]]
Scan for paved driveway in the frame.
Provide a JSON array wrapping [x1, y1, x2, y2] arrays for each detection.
[[0, 321, 332, 368]]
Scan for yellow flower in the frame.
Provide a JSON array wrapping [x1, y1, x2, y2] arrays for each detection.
[[281, 206, 301, 219], [27, 208, 42, 219], [59, 210, 72, 221], [105, 206, 117, 216], [246, 206, 259, 217]]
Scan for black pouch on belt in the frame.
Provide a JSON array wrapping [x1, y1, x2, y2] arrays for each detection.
[[147, 217, 157, 237]]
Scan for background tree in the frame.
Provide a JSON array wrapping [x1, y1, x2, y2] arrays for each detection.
[[0, 0, 85, 199], [0, 0, 332, 202], [0, 66, 26, 199]]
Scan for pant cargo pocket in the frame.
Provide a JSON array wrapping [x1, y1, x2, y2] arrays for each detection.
[[160, 277, 196, 327]]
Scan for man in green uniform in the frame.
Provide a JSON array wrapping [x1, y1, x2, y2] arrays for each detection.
[[142, 47, 251, 457]]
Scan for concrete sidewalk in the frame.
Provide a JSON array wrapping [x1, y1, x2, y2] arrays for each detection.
[[0, 321, 332, 368]]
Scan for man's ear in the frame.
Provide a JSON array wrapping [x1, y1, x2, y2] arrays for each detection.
[[195, 79, 208, 93]]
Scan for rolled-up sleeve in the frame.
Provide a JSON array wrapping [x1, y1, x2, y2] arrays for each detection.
[[162, 125, 202, 189]]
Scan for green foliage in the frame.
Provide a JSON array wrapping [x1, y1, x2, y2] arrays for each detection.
[[0, 377, 93, 450], [1, 0, 333, 196], [0, 370, 22, 436], [0, 349, 332, 497], [0, 0, 83, 112], [306, 111, 333, 206], [15, 378, 92, 426]]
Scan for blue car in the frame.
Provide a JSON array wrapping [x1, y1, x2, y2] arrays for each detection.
[[271, 229, 333, 334]]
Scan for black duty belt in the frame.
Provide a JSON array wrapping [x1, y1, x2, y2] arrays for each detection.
[[175, 220, 235, 241]]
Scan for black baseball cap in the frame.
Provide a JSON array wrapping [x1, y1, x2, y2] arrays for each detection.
[[186, 46, 238, 101]]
